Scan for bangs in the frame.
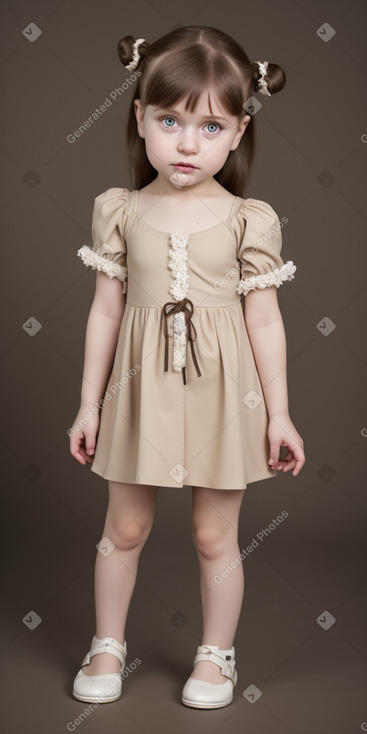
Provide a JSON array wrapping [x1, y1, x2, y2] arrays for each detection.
[[142, 45, 247, 118]]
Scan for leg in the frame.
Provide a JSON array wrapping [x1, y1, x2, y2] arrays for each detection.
[[190, 485, 245, 684], [82, 481, 160, 676]]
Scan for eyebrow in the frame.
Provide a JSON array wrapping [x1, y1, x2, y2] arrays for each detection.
[[152, 106, 229, 122]]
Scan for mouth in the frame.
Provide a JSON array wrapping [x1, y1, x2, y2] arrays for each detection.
[[173, 162, 198, 171]]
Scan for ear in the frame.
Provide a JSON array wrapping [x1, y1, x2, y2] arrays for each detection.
[[134, 99, 145, 138], [230, 114, 251, 151]]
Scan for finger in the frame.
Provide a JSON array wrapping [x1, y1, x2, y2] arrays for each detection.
[[71, 447, 90, 465], [84, 437, 96, 457], [282, 459, 296, 472], [270, 449, 291, 469], [78, 442, 95, 463], [70, 437, 94, 465], [280, 452, 294, 470], [291, 457, 305, 476], [277, 460, 295, 471], [268, 450, 281, 466], [290, 446, 306, 475], [276, 452, 292, 467], [79, 449, 94, 464]]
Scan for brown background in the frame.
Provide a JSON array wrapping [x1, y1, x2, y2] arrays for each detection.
[[1, 1, 367, 732]]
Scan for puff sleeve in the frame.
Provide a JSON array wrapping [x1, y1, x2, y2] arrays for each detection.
[[232, 198, 297, 297], [77, 188, 129, 294]]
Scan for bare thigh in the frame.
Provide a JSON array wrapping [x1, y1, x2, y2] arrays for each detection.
[[103, 481, 161, 547]]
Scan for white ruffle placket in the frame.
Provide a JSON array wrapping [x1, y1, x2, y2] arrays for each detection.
[[167, 233, 190, 373]]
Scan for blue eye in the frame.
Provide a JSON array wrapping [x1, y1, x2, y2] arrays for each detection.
[[162, 117, 176, 127], [206, 122, 221, 133]]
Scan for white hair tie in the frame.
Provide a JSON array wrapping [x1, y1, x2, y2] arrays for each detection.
[[125, 38, 146, 71], [255, 60, 271, 97]]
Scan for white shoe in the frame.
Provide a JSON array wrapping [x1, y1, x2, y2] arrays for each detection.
[[181, 644, 238, 709], [72, 635, 127, 703]]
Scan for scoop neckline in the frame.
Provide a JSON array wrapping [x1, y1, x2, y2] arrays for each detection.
[[129, 189, 241, 237]]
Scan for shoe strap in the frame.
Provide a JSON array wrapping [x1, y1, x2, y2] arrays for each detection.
[[193, 644, 237, 685], [82, 636, 127, 667]]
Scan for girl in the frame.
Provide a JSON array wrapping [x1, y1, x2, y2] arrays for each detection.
[[70, 25, 305, 710]]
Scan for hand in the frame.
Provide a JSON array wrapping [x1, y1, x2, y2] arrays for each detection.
[[69, 407, 100, 466], [267, 413, 305, 477]]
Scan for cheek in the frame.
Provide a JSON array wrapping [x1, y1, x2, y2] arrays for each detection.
[[206, 139, 231, 166], [145, 129, 170, 155], [142, 131, 173, 170]]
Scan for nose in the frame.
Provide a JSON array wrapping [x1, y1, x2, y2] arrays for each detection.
[[177, 125, 199, 155]]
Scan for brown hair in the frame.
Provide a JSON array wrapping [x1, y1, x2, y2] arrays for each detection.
[[117, 26, 286, 197]]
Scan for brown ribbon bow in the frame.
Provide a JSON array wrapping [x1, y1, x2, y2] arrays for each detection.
[[162, 298, 202, 385]]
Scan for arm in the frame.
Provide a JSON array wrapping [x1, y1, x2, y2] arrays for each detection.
[[80, 271, 126, 409], [70, 271, 126, 465], [243, 286, 288, 418], [244, 286, 305, 476]]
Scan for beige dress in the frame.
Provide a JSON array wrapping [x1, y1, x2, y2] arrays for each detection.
[[77, 187, 297, 489]]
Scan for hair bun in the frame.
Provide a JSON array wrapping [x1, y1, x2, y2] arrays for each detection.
[[252, 60, 286, 96], [117, 36, 149, 71]]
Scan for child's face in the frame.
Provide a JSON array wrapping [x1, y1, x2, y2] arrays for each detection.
[[134, 89, 250, 190]]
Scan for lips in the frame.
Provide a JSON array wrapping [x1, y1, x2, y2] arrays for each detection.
[[175, 162, 197, 168]]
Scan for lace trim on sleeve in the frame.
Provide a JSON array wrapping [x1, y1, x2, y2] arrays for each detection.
[[77, 244, 127, 294], [236, 261, 296, 296]]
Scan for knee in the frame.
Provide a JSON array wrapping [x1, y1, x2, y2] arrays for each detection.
[[192, 524, 227, 559], [108, 520, 152, 551]]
